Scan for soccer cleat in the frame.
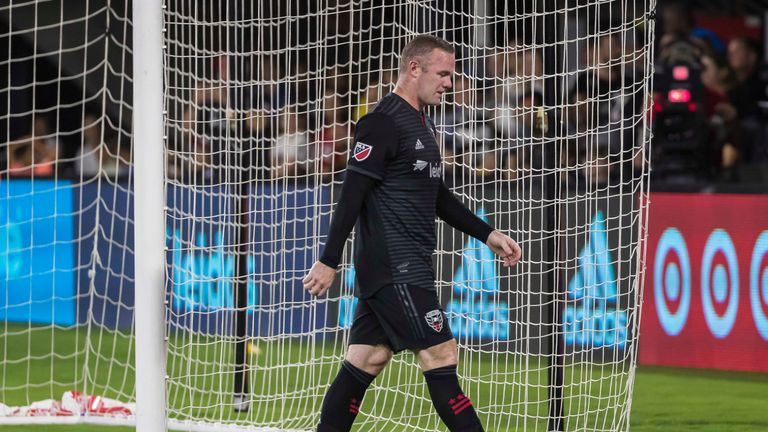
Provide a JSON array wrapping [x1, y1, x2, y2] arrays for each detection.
[[233, 394, 250, 412]]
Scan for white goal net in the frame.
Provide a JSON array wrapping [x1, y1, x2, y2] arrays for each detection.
[[1, 0, 654, 431]]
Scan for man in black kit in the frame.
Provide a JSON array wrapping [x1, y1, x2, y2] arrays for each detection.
[[303, 35, 522, 432]]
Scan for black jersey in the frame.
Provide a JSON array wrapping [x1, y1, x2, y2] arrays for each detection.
[[346, 92, 443, 297]]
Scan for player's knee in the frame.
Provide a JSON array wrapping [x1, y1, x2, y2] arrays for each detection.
[[417, 339, 458, 371], [367, 346, 393, 370], [346, 344, 392, 375]]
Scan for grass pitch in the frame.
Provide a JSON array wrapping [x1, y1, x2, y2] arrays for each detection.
[[1, 325, 766, 431]]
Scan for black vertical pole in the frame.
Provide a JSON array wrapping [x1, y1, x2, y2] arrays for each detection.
[[545, 1, 564, 428], [233, 143, 250, 410], [231, 0, 250, 412]]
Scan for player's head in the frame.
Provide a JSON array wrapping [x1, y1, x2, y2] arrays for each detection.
[[398, 35, 455, 107]]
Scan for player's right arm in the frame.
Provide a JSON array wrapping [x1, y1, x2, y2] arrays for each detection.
[[303, 112, 398, 297]]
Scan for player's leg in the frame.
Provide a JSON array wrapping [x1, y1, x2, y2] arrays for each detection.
[[343, 283, 484, 431], [417, 339, 484, 432], [317, 299, 393, 432]]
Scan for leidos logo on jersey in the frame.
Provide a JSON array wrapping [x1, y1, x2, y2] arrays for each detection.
[[352, 142, 372, 161], [429, 164, 441, 178]]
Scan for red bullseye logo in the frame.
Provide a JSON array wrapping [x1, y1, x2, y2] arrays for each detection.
[[654, 228, 691, 336], [700, 229, 739, 339]]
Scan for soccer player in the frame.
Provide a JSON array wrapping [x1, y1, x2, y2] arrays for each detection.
[[303, 34, 522, 432]]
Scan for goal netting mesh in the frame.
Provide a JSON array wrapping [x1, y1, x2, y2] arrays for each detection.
[[1, 0, 654, 431]]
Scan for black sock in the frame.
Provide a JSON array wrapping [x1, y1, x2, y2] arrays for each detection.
[[317, 361, 376, 432], [423, 364, 484, 432]]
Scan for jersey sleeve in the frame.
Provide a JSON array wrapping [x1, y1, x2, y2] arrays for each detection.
[[346, 112, 399, 181], [318, 170, 378, 269], [436, 180, 494, 243]]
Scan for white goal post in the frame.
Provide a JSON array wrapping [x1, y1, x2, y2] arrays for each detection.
[[0, 0, 655, 431]]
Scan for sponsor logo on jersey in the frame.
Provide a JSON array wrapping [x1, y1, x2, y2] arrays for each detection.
[[415, 139, 424, 150], [429, 164, 442, 178], [425, 309, 444, 332], [352, 142, 372, 161], [413, 160, 428, 171], [414, 160, 442, 177]]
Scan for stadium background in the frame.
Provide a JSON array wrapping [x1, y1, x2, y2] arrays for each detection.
[[2, 0, 768, 430]]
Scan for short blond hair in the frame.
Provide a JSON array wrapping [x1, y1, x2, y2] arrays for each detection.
[[399, 35, 455, 72]]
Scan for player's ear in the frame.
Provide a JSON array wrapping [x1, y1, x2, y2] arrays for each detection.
[[409, 59, 421, 77]]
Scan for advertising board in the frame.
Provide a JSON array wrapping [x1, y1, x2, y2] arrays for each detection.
[[640, 193, 768, 372]]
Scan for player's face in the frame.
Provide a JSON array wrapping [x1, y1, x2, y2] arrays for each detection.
[[418, 49, 455, 106]]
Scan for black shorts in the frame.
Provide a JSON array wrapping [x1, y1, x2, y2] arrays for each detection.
[[348, 283, 454, 353]]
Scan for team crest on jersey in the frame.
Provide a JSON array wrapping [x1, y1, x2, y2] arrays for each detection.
[[425, 309, 444, 332], [352, 142, 372, 161]]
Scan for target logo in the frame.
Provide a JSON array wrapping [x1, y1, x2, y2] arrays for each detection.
[[654, 228, 692, 336], [750, 231, 768, 341], [700, 230, 739, 339], [641, 193, 768, 373]]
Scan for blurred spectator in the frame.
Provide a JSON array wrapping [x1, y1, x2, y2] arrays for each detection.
[[354, 74, 393, 122], [184, 79, 230, 139], [582, 140, 612, 188], [564, 87, 591, 135], [572, 33, 639, 130], [34, 116, 61, 154], [166, 130, 212, 184], [271, 104, 310, 178], [700, 55, 746, 173], [726, 37, 765, 119], [660, 1, 725, 55], [436, 72, 479, 169], [99, 134, 131, 180], [7, 114, 57, 177], [484, 42, 543, 116], [7, 134, 56, 177], [701, 55, 737, 118], [313, 90, 351, 179], [75, 113, 104, 178], [75, 113, 130, 180], [727, 37, 768, 169], [249, 56, 288, 112], [325, 64, 351, 98], [480, 42, 546, 180], [494, 90, 542, 180]]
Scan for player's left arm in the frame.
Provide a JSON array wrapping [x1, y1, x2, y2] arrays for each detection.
[[436, 181, 522, 267]]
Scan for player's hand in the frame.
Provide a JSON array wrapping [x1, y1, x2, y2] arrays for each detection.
[[302, 261, 336, 297], [485, 230, 522, 267]]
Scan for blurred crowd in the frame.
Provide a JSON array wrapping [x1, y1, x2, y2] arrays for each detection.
[[4, 2, 767, 189], [652, 1, 768, 184], [163, 30, 646, 190], [6, 111, 131, 181]]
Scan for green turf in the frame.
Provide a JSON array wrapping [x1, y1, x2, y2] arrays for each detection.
[[1, 325, 766, 431], [630, 366, 768, 431]]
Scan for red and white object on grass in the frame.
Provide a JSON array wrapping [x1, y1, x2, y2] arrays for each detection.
[[0, 391, 135, 418]]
